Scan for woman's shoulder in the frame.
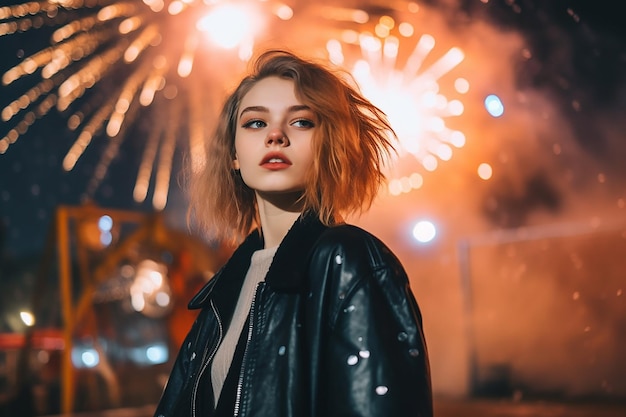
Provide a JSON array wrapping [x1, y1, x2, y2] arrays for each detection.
[[307, 223, 411, 315], [317, 223, 377, 246], [312, 223, 403, 271]]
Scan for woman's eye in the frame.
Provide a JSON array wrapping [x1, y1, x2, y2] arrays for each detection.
[[292, 119, 315, 128], [242, 120, 266, 129]]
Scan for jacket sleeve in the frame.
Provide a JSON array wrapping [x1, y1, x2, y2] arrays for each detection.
[[311, 226, 433, 417], [153, 308, 207, 417]]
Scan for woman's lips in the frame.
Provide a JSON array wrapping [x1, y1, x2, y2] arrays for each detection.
[[260, 152, 292, 169]]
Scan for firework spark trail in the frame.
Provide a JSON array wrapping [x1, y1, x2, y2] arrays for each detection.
[[133, 122, 161, 203], [152, 96, 179, 210], [0, 0, 261, 206], [62, 96, 115, 171]]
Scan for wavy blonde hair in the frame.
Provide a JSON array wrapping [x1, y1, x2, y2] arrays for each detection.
[[188, 50, 395, 242]]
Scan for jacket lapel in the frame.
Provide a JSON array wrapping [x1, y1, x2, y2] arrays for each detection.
[[187, 230, 262, 311]]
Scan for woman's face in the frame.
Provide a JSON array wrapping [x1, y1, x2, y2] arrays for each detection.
[[234, 76, 317, 199]]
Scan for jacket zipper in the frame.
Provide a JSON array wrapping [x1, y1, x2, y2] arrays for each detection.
[[233, 282, 262, 417], [192, 299, 223, 417]]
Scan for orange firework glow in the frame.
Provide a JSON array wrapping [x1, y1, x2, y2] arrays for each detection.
[[1, 0, 468, 208]]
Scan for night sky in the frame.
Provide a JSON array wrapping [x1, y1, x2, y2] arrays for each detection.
[[1, 0, 625, 314]]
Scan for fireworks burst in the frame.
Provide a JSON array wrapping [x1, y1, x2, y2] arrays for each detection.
[[1, 0, 290, 209], [1, 0, 469, 207], [325, 12, 468, 196]]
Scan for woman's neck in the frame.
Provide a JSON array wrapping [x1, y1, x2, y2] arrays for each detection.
[[255, 191, 303, 248]]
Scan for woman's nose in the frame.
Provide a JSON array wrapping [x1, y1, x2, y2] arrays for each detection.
[[265, 128, 290, 147]]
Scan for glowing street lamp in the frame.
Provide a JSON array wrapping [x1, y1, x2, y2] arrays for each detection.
[[20, 310, 35, 327]]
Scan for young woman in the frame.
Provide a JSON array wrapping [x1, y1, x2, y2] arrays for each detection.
[[154, 50, 432, 417]]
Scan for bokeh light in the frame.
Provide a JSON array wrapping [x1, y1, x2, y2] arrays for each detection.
[[477, 162, 493, 180], [485, 94, 504, 117], [71, 346, 100, 368], [129, 259, 171, 318], [19, 310, 35, 326], [412, 219, 437, 243]]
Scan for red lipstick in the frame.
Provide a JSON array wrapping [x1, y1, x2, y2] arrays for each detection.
[[260, 152, 292, 170]]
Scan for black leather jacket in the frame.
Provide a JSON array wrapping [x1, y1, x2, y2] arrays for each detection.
[[154, 214, 432, 417]]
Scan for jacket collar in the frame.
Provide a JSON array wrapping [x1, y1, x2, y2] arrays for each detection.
[[188, 212, 329, 310], [266, 212, 329, 291]]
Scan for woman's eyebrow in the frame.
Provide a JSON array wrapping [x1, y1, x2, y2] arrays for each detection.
[[239, 105, 268, 118], [288, 105, 312, 113], [239, 105, 312, 119]]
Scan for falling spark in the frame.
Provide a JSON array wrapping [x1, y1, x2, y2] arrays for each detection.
[[327, 16, 468, 196]]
